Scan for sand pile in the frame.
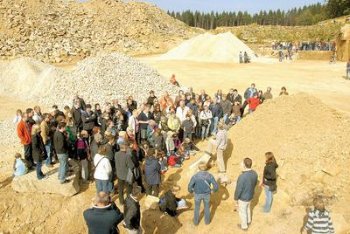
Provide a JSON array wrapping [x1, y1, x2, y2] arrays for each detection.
[[159, 32, 257, 63], [228, 93, 350, 207], [0, 0, 195, 63], [0, 53, 179, 107]]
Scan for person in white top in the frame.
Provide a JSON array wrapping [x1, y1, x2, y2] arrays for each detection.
[[128, 109, 139, 136], [176, 101, 189, 123], [32, 106, 43, 124], [199, 105, 213, 140], [94, 145, 113, 193]]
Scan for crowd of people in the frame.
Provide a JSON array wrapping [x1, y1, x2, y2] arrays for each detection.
[[272, 41, 336, 52], [13, 81, 335, 233]]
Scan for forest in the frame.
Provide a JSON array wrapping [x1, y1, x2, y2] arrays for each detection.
[[167, 0, 350, 29]]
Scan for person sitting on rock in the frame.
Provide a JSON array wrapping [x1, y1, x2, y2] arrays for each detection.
[[247, 92, 260, 114], [13, 153, 28, 177], [159, 185, 188, 217], [263, 87, 273, 100]]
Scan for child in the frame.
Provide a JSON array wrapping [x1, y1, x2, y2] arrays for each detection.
[[248, 93, 260, 113], [76, 131, 90, 182], [13, 153, 28, 177], [181, 114, 194, 140], [302, 197, 335, 234]]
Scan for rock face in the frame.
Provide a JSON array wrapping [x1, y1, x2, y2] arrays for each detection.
[[0, 53, 179, 107], [12, 161, 80, 197], [0, 0, 196, 63]]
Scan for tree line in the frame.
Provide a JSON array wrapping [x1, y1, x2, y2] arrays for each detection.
[[167, 0, 350, 30]]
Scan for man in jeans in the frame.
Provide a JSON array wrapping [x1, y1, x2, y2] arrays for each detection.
[[54, 122, 70, 184], [188, 162, 218, 225], [40, 113, 53, 167], [234, 158, 258, 231]]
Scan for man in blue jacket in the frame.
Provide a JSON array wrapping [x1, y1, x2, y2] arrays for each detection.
[[188, 162, 219, 225], [234, 158, 258, 231], [83, 192, 124, 234]]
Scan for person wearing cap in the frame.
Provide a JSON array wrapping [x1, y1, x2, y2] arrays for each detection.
[[188, 162, 218, 225], [234, 158, 258, 231], [83, 192, 124, 234]]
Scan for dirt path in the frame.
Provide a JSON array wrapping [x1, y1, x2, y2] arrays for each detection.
[[139, 58, 350, 115]]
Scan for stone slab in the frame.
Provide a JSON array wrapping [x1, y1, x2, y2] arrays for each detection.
[[12, 160, 80, 197]]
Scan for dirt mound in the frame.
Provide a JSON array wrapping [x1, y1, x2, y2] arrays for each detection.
[[0, 0, 196, 63], [0, 53, 179, 107], [159, 32, 256, 63], [228, 93, 350, 207]]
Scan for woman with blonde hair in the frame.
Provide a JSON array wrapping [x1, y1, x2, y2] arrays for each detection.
[[93, 145, 113, 193], [260, 152, 278, 213], [31, 124, 48, 180]]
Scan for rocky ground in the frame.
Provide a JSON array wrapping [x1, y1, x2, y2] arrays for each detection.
[[0, 0, 198, 64]]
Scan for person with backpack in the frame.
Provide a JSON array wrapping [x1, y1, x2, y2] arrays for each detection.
[[188, 162, 218, 225], [114, 140, 135, 205], [260, 152, 278, 213], [302, 197, 335, 234], [94, 145, 113, 193]]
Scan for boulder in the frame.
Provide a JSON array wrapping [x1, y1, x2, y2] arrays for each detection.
[[12, 160, 80, 197]]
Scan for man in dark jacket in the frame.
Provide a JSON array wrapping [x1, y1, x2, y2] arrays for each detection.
[[114, 142, 135, 205], [220, 95, 232, 124], [209, 99, 223, 135], [144, 153, 161, 196], [188, 162, 218, 225], [71, 102, 83, 131], [53, 122, 70, 184], [159, 186, 184, 217], [234, 158, 258, 231], [84, 192, 123, 234], [82, 104, 96, 134], [123, 186, 142, 234], [147, 90, 157, 107]]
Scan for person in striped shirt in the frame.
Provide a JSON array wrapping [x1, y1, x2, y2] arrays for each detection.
[[302, 197, 335, 234]]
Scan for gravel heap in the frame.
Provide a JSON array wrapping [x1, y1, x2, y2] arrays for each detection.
[[0, 0, 195, 63], [0, 53, 179, 107]]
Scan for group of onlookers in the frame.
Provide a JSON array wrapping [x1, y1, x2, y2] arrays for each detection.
[[13, 83, 334, 233]]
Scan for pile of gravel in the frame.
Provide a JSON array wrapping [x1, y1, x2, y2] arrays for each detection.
[[0, 53, 179, 107]]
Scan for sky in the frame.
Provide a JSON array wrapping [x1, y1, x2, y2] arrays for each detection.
[[140, 0, 324, 13]]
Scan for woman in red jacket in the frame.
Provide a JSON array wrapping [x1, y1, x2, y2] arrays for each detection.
[[248, 93, 260, 114]]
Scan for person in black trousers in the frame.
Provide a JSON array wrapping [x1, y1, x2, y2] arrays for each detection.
[[123, 186, 142, 234]]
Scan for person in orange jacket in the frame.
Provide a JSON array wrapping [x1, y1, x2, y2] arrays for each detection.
[[16, 113, 33, 167]]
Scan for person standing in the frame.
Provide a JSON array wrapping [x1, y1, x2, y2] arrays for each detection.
[[199, 105, 212, 140], [94, 145, 113, 193], [188, 162, 218, 225], [83, 192, 124, 234], [234, 158, 258, 231], [144, 152, 161, 196], [31, 124, 48, 180], [123, 186, 142, 234], [209, 98, 223, 135], [16, 113, 33, 167], [302, 197, 335, 234], [54, 122, 70, 184], [114, 141, 135, 205], [40, 113, 52, 167], [206, 122, 228, 173], [260, 152, 278, 213], [220, 95, 232, 124]]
